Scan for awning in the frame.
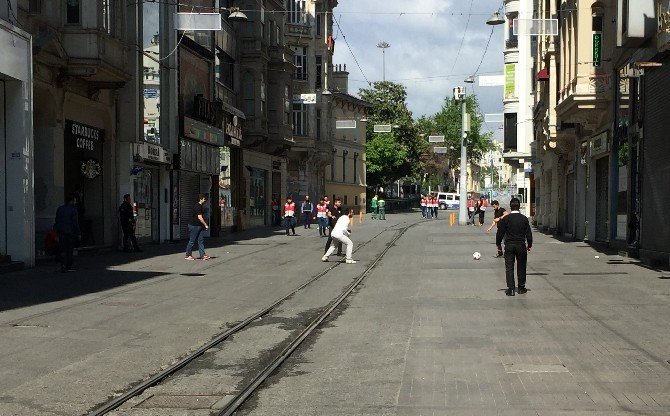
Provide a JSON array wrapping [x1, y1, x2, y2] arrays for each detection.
[[536, 68, 549, 82]]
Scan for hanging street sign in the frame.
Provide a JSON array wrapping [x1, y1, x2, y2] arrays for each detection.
[[373, 124, 392, 133], [433, 147, 449, 154], [428, 135, 445, 143]]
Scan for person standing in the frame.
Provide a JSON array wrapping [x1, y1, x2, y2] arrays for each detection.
[[467, 197, 475, 224], [377, 196, 386, 220], [118, 194, 141, 252], [496, 198, 533, 296], [283, 196, 297, 236], [322, 208, 357, 264], [271, 195, 281, 226], [431, 194, 438, 219], [487, 200, 508, 257], [185, 194, 211, 260], [301, 195, 314, 229], [478, 196, 488, 226], [54, 193, 81, 272], [316, 198, 329, 237], [370, 194, 378, 220], [324, 197, 343, 255], [420, 195, 427, 218]]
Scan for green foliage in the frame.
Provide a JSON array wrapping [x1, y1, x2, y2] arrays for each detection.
[[359, 82, 427, 189]]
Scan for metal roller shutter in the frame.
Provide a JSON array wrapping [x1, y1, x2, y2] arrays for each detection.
[[179, 171, 200, 239], [641, 58, 670, 255]]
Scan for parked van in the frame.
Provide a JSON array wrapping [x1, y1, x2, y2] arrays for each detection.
[[436, 192, 460, 210]]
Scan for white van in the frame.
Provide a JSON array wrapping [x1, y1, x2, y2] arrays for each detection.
[[437, 192, 460, 210]]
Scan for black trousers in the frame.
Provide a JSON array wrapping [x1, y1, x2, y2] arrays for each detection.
[[57, 233, 76, 270], [504, 243, 527, 289], [122, 225, 139, 250]]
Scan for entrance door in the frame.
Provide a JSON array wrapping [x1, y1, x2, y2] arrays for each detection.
[[565, 172, 575, 236], [595, 156, 609, 241]]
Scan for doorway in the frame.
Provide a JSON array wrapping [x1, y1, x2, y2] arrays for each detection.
[[595, 156, 609, 241]]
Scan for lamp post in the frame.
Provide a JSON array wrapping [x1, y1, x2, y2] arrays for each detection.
[[377, 41, 390, 81], [456, 76, 475, 225]]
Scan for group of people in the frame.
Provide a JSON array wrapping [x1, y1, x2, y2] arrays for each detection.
[[280, 195, 357, 264], [467, 196, 489, 226], [419, 195, 439, 219], [369, 195, 386, 220]]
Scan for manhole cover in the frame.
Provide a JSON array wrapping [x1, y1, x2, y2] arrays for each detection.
[[137, 395, 222, 409]]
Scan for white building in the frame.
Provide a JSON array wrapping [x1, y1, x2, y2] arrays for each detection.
[[0, 1, 33, 267], [501, 0, 535, 216]]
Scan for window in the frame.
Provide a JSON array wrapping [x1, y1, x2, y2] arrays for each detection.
[[276, 25, 281, 45], [344, 195, 348, 204], [294, 47, 307, 81], [216, 50, 235, 89], [29, 0, 41, 13], [66, 0, 80, 24], [342, 150, 348, 182], [353, 152, 358, 184], [355, 196, 358, 206], [315, 56, 322, 89], [292, 103, 307, 136], [316, 109, 321, 140], [287, 0, 307, 24], [331, 154, 335, 181], [243, 73, 255, 116], [284, 85, 291, 124], [316, 13, 322, 35], [102, 0, 113, 34]]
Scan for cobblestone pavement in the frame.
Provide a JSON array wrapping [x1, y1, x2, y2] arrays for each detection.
[[1, 212, 669, 416], [238, 216, 670, 416]]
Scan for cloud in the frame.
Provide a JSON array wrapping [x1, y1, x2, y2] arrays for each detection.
[[333, 0, 504, 135]]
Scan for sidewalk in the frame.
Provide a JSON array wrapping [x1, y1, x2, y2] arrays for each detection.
[[0, 214, 406, 416], [237, 216, 670, 415]]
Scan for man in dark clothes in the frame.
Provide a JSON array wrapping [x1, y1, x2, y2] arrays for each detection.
[[54, 193, 81, 272], [118, 194, 141, 252], [487, 200, 508, 257], [185, 194, 210, 260], [324, 197, 343, 256], [496, 198, 533, 296]]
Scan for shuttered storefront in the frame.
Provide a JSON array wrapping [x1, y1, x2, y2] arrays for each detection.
[[179, 171, 201, 239], [640, 57, 670, 258]]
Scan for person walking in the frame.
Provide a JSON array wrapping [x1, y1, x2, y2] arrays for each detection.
[[316, 198, 329, 237], [496, 198, 533, 296], [377, 196, 386, 220], [118, 194, 141, 252], [185, 194, 210, 260], [301, 195, 314, 229], [283, 196, 297, 236], [467, 197, 475, 224], [322, 208, 357, 264], [324, 197, 343, 256], [370, 194, 378, 220], [54, 193, 81, 272], [431, 194, 438, 219]]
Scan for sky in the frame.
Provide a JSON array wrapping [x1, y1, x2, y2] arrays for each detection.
[[331, 0, 505, 138]]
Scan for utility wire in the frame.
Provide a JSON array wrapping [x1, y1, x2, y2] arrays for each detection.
[[472, 26, 495, 76], [332, 15, 372, 86], [449, 0, 474, 75]]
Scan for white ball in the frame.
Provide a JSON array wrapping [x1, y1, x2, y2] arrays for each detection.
[[473, 251, 481, 260]]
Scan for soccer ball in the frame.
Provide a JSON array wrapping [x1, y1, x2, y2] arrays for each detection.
[[472, 251, 481, 260]]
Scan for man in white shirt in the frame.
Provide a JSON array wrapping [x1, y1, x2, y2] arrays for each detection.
[[322, 208, 356, 264]]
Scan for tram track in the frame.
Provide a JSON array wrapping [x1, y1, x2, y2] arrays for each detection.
[[86, 219, 420, 415]]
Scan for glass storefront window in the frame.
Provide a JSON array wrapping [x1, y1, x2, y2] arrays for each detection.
[[219, 147, 235, 227], [249, 168, 266, 224]]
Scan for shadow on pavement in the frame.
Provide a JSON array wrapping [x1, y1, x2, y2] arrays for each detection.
[[1, 226, 290, 313]]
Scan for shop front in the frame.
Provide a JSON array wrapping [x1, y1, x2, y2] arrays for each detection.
[[219, 114, 244, 230], [130, 142, 171, 243], [174, 117, 223, 240], [64, 120, 105, 247]]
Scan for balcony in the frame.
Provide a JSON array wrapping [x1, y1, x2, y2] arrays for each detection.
[[61, 29, 129, 86], [556, 73, 611, 132]]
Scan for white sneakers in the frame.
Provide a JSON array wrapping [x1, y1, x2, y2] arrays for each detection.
[[321, 256, 328, 262], [345, 259, 357, 264]]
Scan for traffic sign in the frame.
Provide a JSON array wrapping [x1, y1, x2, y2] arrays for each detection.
[[373, 124, 392, 133], [433, 147, 449, 154], [428, 135, 445, 143]]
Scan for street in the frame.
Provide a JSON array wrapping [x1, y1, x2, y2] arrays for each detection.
[[1, 212, 669, 416]]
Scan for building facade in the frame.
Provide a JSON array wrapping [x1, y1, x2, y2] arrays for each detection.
[[325, 65, 369, 213], [0, 1, 33, 266]]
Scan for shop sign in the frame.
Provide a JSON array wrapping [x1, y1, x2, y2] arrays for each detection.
[[134, 142, 171, 164], [184, 116, 225, 147], [225, 115, 243, 147], [590, 131, 609, 156], [659, 0, 670, 52], [193, 94, 225, 127], [292, 93, 317, 104], [504, 63, 516, 100], [66, 120, 104, 153]]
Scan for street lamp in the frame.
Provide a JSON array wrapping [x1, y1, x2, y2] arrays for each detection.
[[486, 11, 505, 26], [224, 7, 248, 22], [377, 41, 391, 81]]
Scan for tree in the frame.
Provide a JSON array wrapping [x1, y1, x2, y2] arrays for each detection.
[[416, 94, 496, 189], [359, 82, 427, 192]]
